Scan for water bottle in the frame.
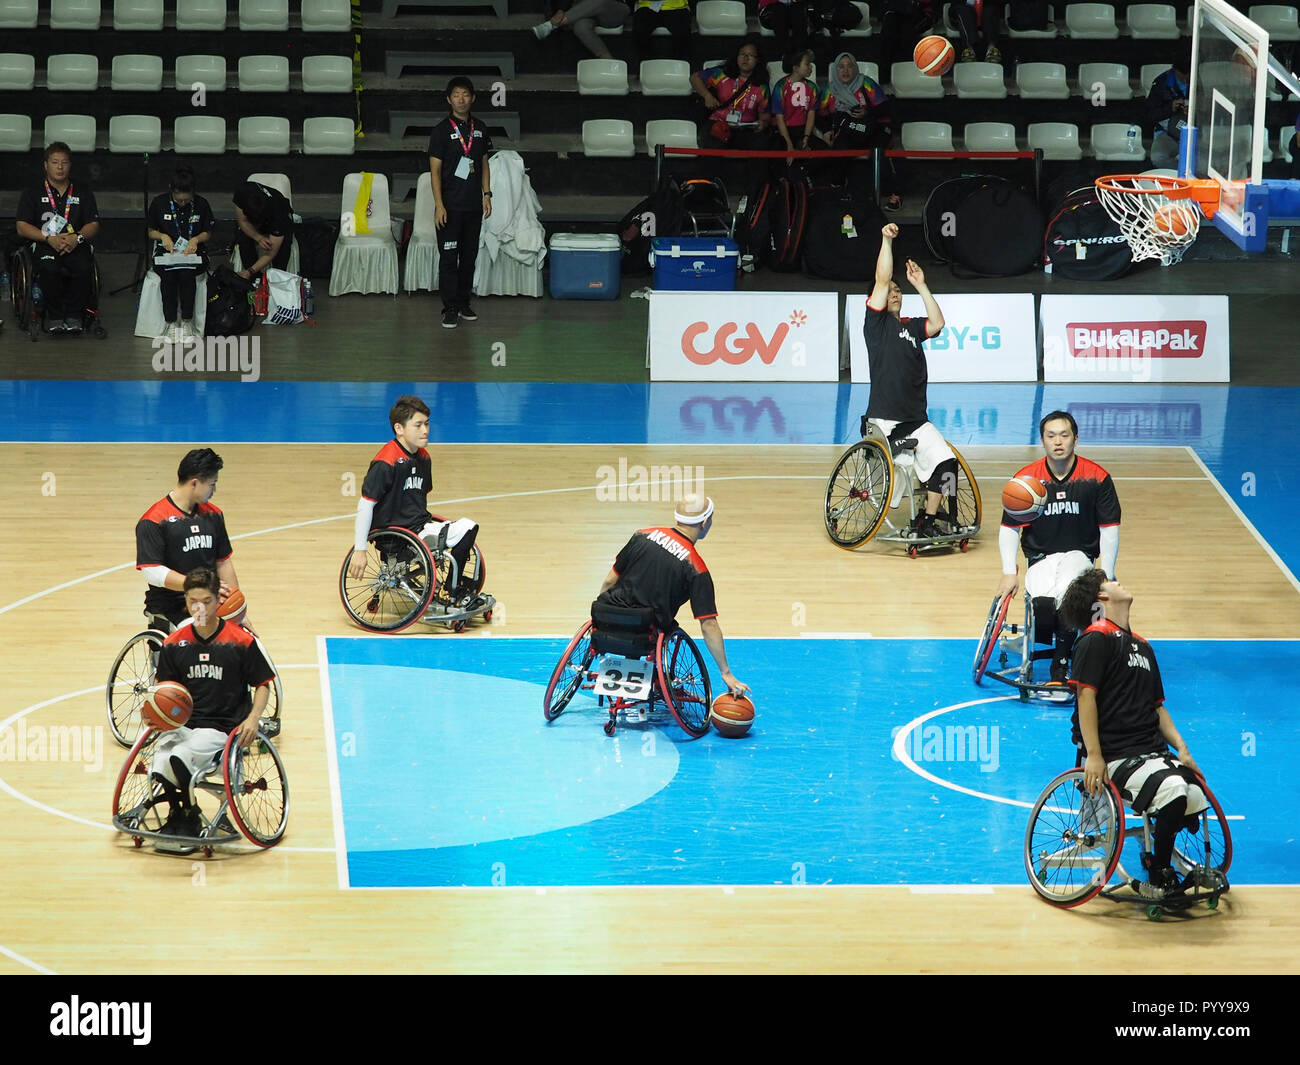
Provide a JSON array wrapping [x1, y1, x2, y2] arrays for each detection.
[[302, 278, 315, 318], [1126, 124, 1140, 155], [32, 280, 42, 305]]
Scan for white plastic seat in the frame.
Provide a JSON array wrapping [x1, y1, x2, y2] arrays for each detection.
[[577, 58, 629, 96], [47, 54, 99, 92], [173, 116, 226, 154], [176, 0, 225, 29], [901, 121, 955, 152], [229, 171, 300, 274], [330, 171, 400, 296], [1280, 127, 1295, 164], [1090, 121, 1144, 160], [109, 114, 161, 153], [640, 59, 692, 95], [1005, 1, 1057, 36], [1139, 63, 1168, 92], [112, 54, 163, 91], [175, 55, 227, 92], [1028, 121, 1083, 159], [403, 171, 439, 292], [1077, 62, 1131, 101], [113, 0, 162, 29], [1261, 132, 1275, 163], [1064, 3, 1118, 38], [963, 121, 1017, 151], [582, 119, 635, 157], [301, 0, 350, 31], [940, 2, 963, 38], [239, 0, 288, 31], [239, 55, 290, 93], [695, 0, 747, 35], [1249, 5, 1300, 40], [50, 0, 100, 29], [0, 114, 33, 151], [239, 116, 291, 154], [842, 2, 872, 36], [954, 62, 1007, 99], [859, 61, 880, 84], [301, 55, 352, 93], [890, 61, 945, 98], [1125, 3, 1178, 38], [645, 119, 698, 155], [1017, 61, 1069, 99], [0, 0, 38, 28], [302, 116, 355, 154], [0, 53, 36, 91], [44, 115, 96, 152]]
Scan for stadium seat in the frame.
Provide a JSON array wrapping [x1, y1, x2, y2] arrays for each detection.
[[1090, 121, 1144, 160], [175, 55, 227, 92], [1139, 63, 1168, 92], [902, 121, 955, 152], [963, 121, 1018, 151], [1125, 3, 1178, 38], [1261, 132, 1275, 162], [842, 2, 872, 36], [301, 55, 352, 93], [330, 171, 400, 296], [954, 62, 1007, 99], [1077, 62, 1132, 101], [239, 55, 290, 93], [173, 116, 227, 154], [113, 0, 162, 29], [112, 54, 163, 91], [1280, 127, 1295, 164], [0, 114, 33, 151], [239, 0, 288, 31], [50, 0, 100, 29], [302, 117, 355, 154], [640, 59, 692, 95], [940, 3, 963, 38], [645, 119, 697, 154], [696, 0, 747, 34], [109, 114, 161, 153], [0, 53, 35, 91], [1028, 121, 1083, 159], [577, 59, 629, 96], [582, 119, 635, 157], [1064, 3, 1118, 38], [176, 0, 225, 29], [44, 114, 96, 152], [1249, 5, 1300, 40], [46, 54, 99, 92], [239, 116, 291, 154], [1005, 2, 1057, 36], [891, 61, 945, 98], [1017, 61, 1069, 98], [301, 0, 350, 30], [860, 61, 880, 84], [0, 0, 38, 28]]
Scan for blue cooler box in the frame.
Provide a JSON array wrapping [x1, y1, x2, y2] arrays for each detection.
[[548, 233, 621, 300], [649, 238, 739, 291]]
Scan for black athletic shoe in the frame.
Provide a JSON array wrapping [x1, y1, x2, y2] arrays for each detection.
[[458, 305, 478, 321], [1139, 865, 1183, 900], [155, 805, 198, 855], [441, 309, 458, 328], [1048, 659, 1069, 686]]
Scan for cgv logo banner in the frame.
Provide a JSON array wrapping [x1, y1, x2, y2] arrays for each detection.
[[648, 292, 839, 381]]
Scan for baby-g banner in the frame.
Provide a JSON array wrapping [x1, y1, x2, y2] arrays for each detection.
[[648, 292, 840, 381]]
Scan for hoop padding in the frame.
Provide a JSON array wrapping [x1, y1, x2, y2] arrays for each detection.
[[1094, 175, 1206, 266]]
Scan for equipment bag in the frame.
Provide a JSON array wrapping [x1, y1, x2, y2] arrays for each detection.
[[295, 221, 339, 279], [923, 176, 1043, 276], [618, 174, 685, 274], [802, 187, 886, 280], [768, 173, 811, 273], [204, 266, 255, 337], [1042, 187, 1133, 279]]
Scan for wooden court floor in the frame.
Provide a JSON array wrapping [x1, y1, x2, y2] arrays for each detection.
[[1, 443, 1297, 974]]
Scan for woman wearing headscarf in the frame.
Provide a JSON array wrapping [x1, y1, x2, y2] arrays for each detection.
[[827, 51, 902, 210]]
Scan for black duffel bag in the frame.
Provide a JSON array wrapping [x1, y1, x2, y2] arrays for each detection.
[[802, 187, 886, 280], [1042, 187, 1133, 280], [923, 176, 1043, 276]]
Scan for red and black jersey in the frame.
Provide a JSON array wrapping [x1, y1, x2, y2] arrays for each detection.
[[361, 440, 433, 533], [135, 496, 233, 623], [863, 304, 935, 423], [1002, 455, 1120, 568], [1070, 620, 1166, 760], [156, 620, 274, 733], [596, 527, 718, 633]]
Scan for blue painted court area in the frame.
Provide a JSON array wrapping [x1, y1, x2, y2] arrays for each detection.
[[324, 636, 1296, 889]]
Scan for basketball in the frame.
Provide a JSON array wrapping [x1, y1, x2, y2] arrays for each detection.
[[217, 588, 247, 625], [1001, 476, 1047, 520], [913, 35, 954, 77], [711, 692, 755, 738], [1151, 204, 1192, 238], [142, 681, 193, 731]]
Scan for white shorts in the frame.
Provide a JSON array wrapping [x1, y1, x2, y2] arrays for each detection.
[[1025, 551, 1093, 603], [870, 419, 954, 484], [151, 726, 227, 800], [1107, 752, 1208, 818], [417, 518, 476, 551]]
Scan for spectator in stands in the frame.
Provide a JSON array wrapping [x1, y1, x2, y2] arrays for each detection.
[[147, 167, 214, 344], [772, 49, 834, 164], [951, 0, 1002, 65], [631, 0, 692, 65], [692, 39, 773, 151], [828, 51, 902, 210], [1144, 47, 1191, 169], [760, 0, 812, 60], [233, 179, 294, 280], [876, 0, 937, 87], [533, 0, 628, 59]]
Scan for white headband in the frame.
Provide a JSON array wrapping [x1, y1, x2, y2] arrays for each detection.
[[675, 497, 714, 526]]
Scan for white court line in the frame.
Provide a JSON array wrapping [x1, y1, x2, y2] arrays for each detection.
[[0, 943, 56, 975], [317, 634, 352, 891]]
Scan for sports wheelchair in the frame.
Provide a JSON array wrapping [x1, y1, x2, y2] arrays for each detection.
[[8, 242, 108, 342], [824, 419, 981, 557], [543, 603, 712, 738], [1024, 766, 1231, 920], [112, 726, 288, 856], [339, 519, 495, 634], [106, 623, 283, 749], [972, 591, 1074, 704]]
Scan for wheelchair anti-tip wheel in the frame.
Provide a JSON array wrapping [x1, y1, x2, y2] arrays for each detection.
[[824, 438, 893, 548], [1024, 769, 1125, 907], [106, 629, 164, 748], [656, 629, 712, 738], [339, 526, 435, 633], [223, 730, 289, 847], [543, 621, 595, 721]]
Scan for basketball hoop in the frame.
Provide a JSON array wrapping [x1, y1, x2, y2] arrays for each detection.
[[1094, 174, 1220, 266]]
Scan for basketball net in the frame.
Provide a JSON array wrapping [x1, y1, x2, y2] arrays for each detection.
[[1094, 175, 1211, 266]]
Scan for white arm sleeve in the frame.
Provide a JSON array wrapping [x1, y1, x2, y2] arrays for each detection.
[[140, 565, 171, 588], [1099, 525, 1120, 578], [354, 498, 377, 554], [998, 525, 1021, 576]]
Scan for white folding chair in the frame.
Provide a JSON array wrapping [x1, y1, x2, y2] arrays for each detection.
[[403, 171, 439, 292], [330, 172, 400, 296]]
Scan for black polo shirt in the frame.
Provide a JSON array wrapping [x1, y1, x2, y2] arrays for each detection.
[[428, 115, 493, 211], [17, 181, 99, 241], [233, 181, 293, 236], [863, 302, 934, 423], [1002, 455, 1121, 567], [147, 193, 215, 258], [597, 527, 718, 633], [1070, 620, 1167, 761]]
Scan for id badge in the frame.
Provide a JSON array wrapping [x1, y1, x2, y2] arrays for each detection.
[[455, 156, 473, 180], [726, 111, 741, 126], [42, 216, 66, 236], [174, 238, 189, 254]]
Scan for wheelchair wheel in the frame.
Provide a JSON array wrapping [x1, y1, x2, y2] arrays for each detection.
[[947, 443, 982, 533], [544, 621, 595, 721], [253, 635, 284, 734], [339, 526, 435, 633], [1024, 769, 1125, 907], [656, 628, 712, 738], [106, 629, 165, 748], [1172, 778, 1233, 878], [972, 595, 1012, 684], [223, 730, 289, 847], [111, 728, 166, 836], [824, 439, 893, 548], [429, 514, 486, 595]]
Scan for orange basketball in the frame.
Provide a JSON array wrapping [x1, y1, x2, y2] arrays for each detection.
[[142, 681, 193, 731], [1151, 204, 1192, 238], [710, 693, 755, 738], [1001, 476, 1047, 520], [217, 588, 246, 625], [913, 35, 954, 77]]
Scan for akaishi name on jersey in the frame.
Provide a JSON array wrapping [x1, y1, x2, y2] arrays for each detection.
[[646, 528, 691, 562]]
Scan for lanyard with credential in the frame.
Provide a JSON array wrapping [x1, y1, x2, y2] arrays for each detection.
[[449, 116, 475, 158], [170, 198, 195, 239], [45, 181, 73, 224]]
